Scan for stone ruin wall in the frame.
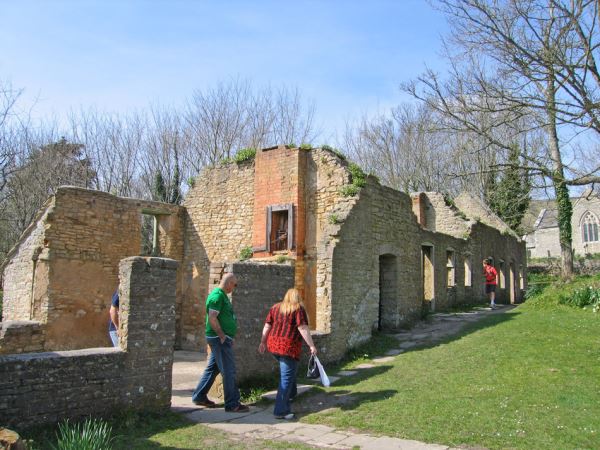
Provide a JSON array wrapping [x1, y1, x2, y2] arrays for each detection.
[[180, 161, 255, 350], [1, 187, 184, 351], [454, 192, 514, 235], [304, 148, 357, 333], [1, 199, 53, 322], [322, 183, 527, 359], [328, 181, 423, 355], [180, 147, 360, 344], [420, 191, 471, 238], [0, 256, 177, 430], [0, 146, 528, 374], [179, 148, 526, 364]]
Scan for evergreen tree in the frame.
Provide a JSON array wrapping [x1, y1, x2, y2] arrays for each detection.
[[153, 172, 168, 202], [486, 145, 531, 233], [169, 147, 182, 205]]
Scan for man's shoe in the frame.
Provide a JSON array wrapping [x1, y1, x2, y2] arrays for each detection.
[[275, 413, 295, 420], [193, 398, 216, 408], [225, 404, 250, 413]]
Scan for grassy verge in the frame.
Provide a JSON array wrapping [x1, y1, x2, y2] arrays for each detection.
[[297, 275, 600, 450], [23, 410, 316, 449]]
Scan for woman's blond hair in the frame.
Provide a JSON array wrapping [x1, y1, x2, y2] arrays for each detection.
[[278, 288, 305, 315]]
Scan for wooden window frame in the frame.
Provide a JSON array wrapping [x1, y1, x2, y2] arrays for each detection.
[[266, 203, 294, 252]]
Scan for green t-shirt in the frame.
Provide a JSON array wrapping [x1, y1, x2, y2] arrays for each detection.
[[205, 287, 237, 338]]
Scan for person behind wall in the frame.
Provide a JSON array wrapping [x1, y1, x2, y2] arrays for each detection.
[[483, 258, 498, 309], [191, 273, 250, 413], [258, 288, 318, 420], [108, 290, 119, 347]]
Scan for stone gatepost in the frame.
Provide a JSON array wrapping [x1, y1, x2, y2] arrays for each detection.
[[118, 256, 178, 409]]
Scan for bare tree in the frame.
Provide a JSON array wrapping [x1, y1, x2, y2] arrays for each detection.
[[0, 124, 98, 259], [139, 105, 190, 203], [404, 0, 600, 277], [68, 108, 144, 197], [343, 102, 517, 197], [269, 86, 319, 147], [0, 80, 25, 194], [183, 80, 320, 172], [183, 79, 251, 169]]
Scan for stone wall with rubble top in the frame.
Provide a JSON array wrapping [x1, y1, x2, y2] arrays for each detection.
[[304, 148, 356, 332], [1, 199, 52, 322], [0, 321, 45, 355], [418, 191, 472, 238], [0, 256, 177, 430]]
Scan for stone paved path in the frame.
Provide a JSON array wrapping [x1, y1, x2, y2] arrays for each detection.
[[171, 305, 513, 449]]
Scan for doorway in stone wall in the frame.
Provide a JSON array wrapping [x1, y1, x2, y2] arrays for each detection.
[[509, 263, 516, 304], [379, 254, 397, 331], [422, 245, 435, 312]]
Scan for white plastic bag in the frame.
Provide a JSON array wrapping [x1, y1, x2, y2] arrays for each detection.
[[313, 355, 330, 387]]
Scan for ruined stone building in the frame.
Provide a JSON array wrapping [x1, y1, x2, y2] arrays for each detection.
[[1, 145, 526, 367]]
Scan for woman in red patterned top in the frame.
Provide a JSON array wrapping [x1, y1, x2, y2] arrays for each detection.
[[258, 288, 317, 420]]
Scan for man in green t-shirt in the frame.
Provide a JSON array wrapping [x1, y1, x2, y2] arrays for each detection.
[[191, 273, 249, 412]]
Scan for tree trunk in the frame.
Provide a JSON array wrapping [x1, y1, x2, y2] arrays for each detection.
[[546, 76, 574, 278], [555, 177, 574, 278]]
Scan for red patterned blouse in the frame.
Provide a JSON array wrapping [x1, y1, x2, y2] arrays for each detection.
[[265, 304, 309, 360]]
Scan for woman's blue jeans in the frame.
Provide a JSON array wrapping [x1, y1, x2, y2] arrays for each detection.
[[274, 355, 298, 416], [192, 336, 241, 410]]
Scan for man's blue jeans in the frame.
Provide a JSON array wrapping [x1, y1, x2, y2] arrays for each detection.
[[109, 330, 119, 347], [192, 336, 241, 410], [274, 355, 298, 416]]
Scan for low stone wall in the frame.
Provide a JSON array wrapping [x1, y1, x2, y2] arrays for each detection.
[[529, 257, 600, 276], [0, 256, 177, 430], [0, 321, 45, 355], [231, 261, 295, 380]]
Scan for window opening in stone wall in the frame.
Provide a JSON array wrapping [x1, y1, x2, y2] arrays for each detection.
[[499, 260, 505, 289], [379, 254, 398, 331], [141, 213, 159, 256], [422, 245, 435, 312], [446, 250, 455, 287], [582, 211, 599, 242], [519, 265, 524, 289], [464, 257, 472, 287], [266, 204, 294, 252]]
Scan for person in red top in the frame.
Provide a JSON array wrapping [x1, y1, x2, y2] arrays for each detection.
[[258, 288, 317, 420], [483, 258, 498, 309]]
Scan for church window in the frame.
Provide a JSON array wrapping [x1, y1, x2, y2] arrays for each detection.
[[582, 211, 599, 243]]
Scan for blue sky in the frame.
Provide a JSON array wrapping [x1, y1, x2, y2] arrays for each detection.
[[0, 0, 448, 141]]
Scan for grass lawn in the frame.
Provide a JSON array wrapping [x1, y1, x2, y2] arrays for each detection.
[[297, 275, 600, 450], [24, 410, 316, 449]]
